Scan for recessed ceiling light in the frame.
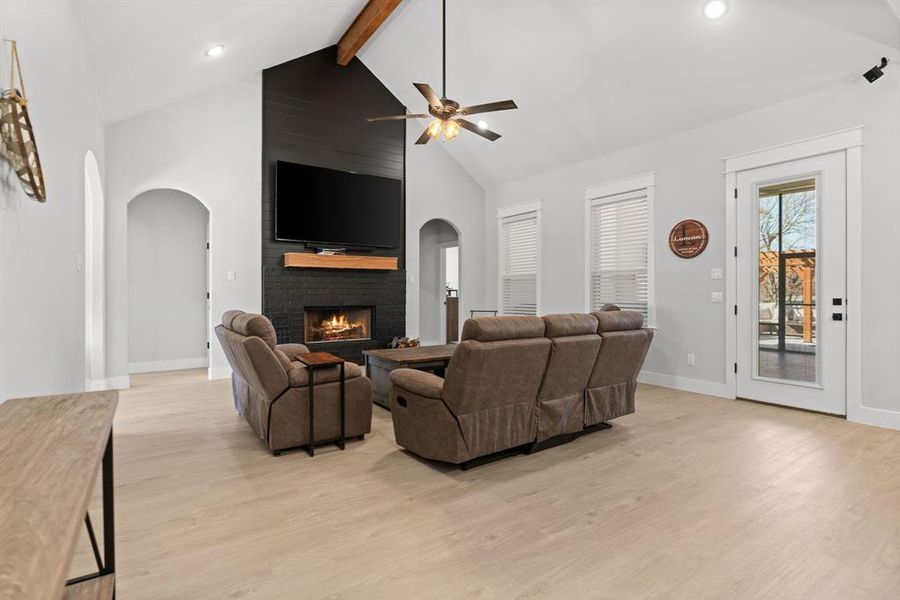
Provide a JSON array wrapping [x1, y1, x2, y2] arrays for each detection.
[[703, 0, 728, 20], [205, 45, 225, 57], [477, 120, 488, 130]]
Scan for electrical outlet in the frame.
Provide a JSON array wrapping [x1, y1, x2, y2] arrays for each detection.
[[711, 291, 723, 303], [687, 353, 696, 366]]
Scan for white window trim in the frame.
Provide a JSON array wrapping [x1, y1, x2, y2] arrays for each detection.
[[584, 173, 656, 327], [497, 200, 542, 316]]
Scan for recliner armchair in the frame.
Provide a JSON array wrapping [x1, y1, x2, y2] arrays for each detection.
[[215, 310, 372, 454]]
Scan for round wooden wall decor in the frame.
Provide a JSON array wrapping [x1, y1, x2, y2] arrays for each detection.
[[668, 219, 709, 258]]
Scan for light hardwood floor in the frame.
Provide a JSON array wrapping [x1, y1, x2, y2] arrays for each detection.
[[70, 370, 900, 599]]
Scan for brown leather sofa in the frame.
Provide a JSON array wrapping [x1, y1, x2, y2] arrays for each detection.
[[215, 310, 372, 454], [388, 310, 653, 466]]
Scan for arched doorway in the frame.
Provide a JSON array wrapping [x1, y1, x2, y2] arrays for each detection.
[[84, 151, 106, 390], [418, 219, 461, 344], [127, 189, 210, 373]]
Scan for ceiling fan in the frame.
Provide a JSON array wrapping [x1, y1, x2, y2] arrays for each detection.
[[366, 0, 517, 144]]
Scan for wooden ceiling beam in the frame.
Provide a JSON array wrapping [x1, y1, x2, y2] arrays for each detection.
[[336, 0, 403, 66]]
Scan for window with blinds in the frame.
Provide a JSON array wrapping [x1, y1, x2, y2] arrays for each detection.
[[499, 210, 539, 316], [589, 190, 651, 320]]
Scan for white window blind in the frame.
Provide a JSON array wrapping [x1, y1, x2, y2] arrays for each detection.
[[589, 190, 650, 319], [499, 210, 539, 316]]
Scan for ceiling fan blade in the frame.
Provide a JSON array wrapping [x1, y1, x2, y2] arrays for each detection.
[[457, 99, 518, 116], [413, 83, 443, 108], [457, 118, 501, 141], [415, 127, 433, 145], [366, 114, 429, 122]]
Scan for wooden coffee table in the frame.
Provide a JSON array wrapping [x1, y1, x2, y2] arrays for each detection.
[[362, 344, 457, 409]]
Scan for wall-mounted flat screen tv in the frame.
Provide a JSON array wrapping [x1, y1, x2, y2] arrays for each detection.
[[275, 161, 402, 249]]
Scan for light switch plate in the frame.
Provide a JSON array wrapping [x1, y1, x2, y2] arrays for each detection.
[[710, 268, 723, 280], [711, 291, 723, 303]]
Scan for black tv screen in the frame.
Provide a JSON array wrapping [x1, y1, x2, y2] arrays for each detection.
[[275, 161, 402, 249]]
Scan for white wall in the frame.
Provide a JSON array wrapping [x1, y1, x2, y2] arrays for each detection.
[[406, 130, 486, 340], [0, 1, 105, 400], [484, 77, 900, 427], [418, 219, 458, 344], [128, 189, 209, 372], [106, 76, 262, 384]]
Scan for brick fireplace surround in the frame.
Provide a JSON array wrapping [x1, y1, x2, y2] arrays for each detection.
[[260, 47, 407, 364]]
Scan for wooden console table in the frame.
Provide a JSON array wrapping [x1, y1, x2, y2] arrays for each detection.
[[0, 391, 118, 600], [362, 344, 457, 409]]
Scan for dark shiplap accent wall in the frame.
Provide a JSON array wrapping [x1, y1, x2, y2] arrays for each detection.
[[262, 46, 406, 363]]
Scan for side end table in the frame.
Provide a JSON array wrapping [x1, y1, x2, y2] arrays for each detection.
[[296, 352, 346, 457]]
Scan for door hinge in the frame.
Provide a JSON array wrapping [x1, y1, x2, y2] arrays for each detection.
[[734, 305, 738, 316], [206, 292, 210, 299], [734, 362, 738, 373], [734, 188, 738, 199], [734, 246, 738, 257], [207, 341, 210, 349], [206, 242, 210, 250]]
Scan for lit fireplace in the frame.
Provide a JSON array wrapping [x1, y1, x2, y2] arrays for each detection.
[[304, 307, 372, 343]]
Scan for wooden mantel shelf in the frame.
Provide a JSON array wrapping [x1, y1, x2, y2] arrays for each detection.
[[284, 252, 398, 271]]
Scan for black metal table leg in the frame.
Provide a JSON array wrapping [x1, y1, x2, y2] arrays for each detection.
[[307, 369, 315, 457], [66, 428, 115, 596], [103, 429, 115, 593], [337, 362, 346, 450]]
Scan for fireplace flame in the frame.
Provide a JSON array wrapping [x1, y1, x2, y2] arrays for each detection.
[[305, 308, 371, 342], [315, 311, 368, 340]]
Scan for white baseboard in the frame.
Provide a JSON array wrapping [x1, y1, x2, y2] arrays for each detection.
[[848, 404, 900, 430], [208, 366, 232, 380], [85, 378, 108, 391], [638, 370, 733, 399], [128, 357, 209, 374], [106, 375, 131, 390], [639, 371, 899, 431]]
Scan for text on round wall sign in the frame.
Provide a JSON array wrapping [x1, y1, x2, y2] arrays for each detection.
[[668, 219, 709, 258]]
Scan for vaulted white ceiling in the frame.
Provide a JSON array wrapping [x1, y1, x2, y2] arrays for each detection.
[[75, 0, 899, 188], [73, 0, 367, 124]]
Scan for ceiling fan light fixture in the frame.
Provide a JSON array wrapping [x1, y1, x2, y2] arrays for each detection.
[[444, 119, 461, 140], [205, 44, 225, 57], [367, 0, 517, 144], [427, 119, 444, 138]]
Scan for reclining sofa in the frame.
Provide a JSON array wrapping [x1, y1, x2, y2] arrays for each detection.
[[215, 310, 372, 454], [388, 309, 652, 466]]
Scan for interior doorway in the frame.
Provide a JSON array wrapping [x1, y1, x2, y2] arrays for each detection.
[[735, 152, 846, 415], [440, 243, 460, 343], [418, 219, 461, 344], [127, 189, 210, 373]]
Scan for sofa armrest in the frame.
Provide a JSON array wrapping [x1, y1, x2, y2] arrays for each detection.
[[276, 343, 311, 361], [389, 368, 444, 399]]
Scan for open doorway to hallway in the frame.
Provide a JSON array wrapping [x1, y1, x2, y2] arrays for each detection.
[[418, 218, 461, 344], [440, 244, 460, 343], [127, 189, 210, 374]]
